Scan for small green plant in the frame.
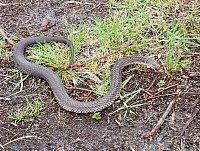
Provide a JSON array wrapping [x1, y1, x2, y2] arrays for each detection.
[[157, 80, 165, 87], [112, 89, 144, 118], [91, 112, 101, 120], [8, 97, 43, 123]]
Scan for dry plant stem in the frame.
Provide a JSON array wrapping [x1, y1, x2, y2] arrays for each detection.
[[44, 62, 72, 70], [65, 1, 93, 5], [142, 89, 153, 96], [147, 74, 159, 91], [144, 99, 176, 138], [44, 62, 61, 69], [154, 84, 178, 96], [0, 96, 11, 101], [64, 85, 94, 93], [85, 3, 105, 13], [129, 144, 135, 151], [0, 3, 7, 6], [141, 91, 200, 102], [192, 98, 199, 109], [2, 135, 42, 148]]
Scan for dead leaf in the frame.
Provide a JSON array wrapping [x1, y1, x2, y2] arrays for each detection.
[[40, 18, 48, 31]]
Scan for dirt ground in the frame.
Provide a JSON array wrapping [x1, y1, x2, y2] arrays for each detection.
[[0, 1, 199, 151]]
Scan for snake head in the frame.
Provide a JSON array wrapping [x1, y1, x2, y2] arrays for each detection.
[[146, 57, 159, 69]]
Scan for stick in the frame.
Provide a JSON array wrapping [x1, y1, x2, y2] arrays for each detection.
[[139, 91, 200, 102], [179, 98, 199, 135], [188, 72, 200, 78], [144, 99, 176, 138], [192, 98, 199, 109], [2, 135, 42, 147], [154, 84, 178, 96], [64, 85, 94, 93], [179, 108, 199, 136]]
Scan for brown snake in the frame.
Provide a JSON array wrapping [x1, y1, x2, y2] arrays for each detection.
[[13, 37, 158, 113]]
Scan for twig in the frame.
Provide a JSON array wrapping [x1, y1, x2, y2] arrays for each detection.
[[192, 98, 199, 109], [64, 85, 94, 93], [147, 74, 159, 91], [179, 98, 199, 135], [0, 3, 7, 6], [159, 59, 167, 74], [69, 137, 81, 144], [129, 143, 135, 151], [142, 89, 153, 96], [188, 72, 200, 78], [65, 1, 93, 5], [0, 97, 11, 101], [179, 108, 199, 136], [154, 84, 178, 96], [139, 91, 200, 102], [0, 144, 3, 149], [0, 74, 12, 78], [20, 73, 24, 91], [43, 62, 81, 70], [85, 3, 105, 13], [144, 99, 176, 138], [0, 2, 26, 6], [44, 62, 65, 69], [2, 135, 42, 148]]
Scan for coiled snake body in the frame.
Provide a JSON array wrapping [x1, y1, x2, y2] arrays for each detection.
[[13, 37, 158, 113]]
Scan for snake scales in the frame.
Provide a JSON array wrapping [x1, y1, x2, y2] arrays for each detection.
[[13, 37, 158, 113]]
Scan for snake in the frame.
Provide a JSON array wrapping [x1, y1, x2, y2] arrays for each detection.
[[13, 37, 158, 113]]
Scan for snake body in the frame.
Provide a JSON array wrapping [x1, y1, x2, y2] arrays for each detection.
[[13, 37, 158, 113]]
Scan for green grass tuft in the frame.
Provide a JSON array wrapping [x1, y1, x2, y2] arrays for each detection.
[[8, 97, 43, 123], [91, 112, 101, 120], [112, 88, 144, 118]]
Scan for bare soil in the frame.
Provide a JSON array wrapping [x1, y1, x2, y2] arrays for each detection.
[[0, 1, 199, 150]]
